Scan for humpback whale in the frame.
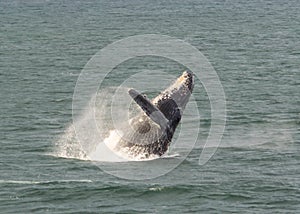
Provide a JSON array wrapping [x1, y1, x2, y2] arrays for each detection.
[[111, 70, 194, 159]]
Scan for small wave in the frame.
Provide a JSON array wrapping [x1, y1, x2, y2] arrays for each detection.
[[149, 186, 165, 191], [162, 153, 180, 159], [0, 179, 93, 185]]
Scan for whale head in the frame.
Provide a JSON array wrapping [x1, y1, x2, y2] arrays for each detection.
[[153, 70, 194, 131]]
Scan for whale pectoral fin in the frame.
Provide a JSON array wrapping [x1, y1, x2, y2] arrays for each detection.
[[128, 89, 168, 129]]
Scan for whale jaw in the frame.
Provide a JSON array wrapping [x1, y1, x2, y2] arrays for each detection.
[[114, 71, 194, 159]]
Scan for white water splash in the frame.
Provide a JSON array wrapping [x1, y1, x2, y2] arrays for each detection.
[[88, 130, 127, 162], [54, 87, 163, 162], [88, 129, 162, 162], [54, 124, 89, 160]]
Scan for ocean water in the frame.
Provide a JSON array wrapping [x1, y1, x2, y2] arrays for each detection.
[[1, 0, 299, 213]]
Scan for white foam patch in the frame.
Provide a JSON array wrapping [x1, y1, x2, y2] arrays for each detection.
[[88, 130, 127, 162], [88, 130, 161, 162]]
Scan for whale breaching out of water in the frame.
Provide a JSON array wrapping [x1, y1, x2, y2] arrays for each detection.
[[109, 71, 194, 160]]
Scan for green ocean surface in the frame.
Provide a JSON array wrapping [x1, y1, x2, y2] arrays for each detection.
[[0, 0, 299, 213]]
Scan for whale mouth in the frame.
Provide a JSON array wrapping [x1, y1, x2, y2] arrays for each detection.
[[156, 70, 194, 95], [173, 70, 194, 92]]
